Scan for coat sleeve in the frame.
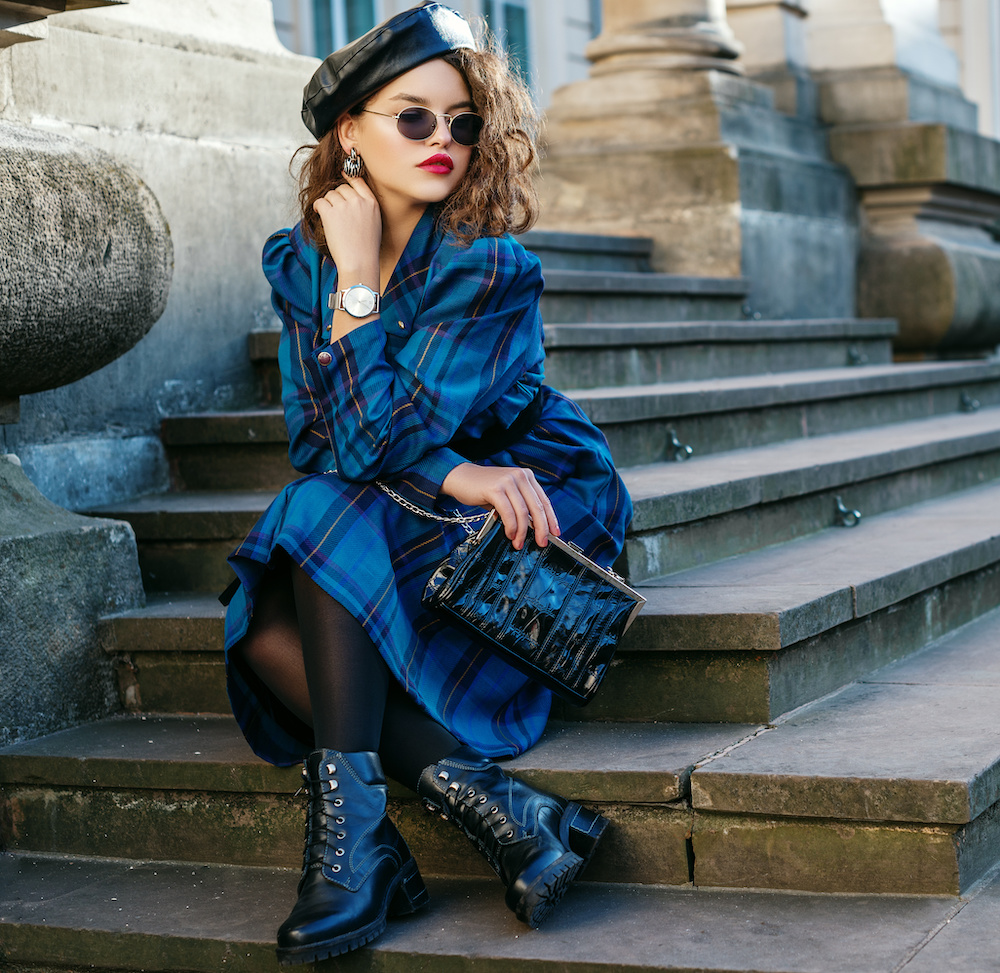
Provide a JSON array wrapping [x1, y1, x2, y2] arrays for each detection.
[[265, 227, 545, 502]]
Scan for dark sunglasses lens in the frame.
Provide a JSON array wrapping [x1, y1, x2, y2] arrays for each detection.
[[396, 107, 437, 140], [450, 112, 483, 146]]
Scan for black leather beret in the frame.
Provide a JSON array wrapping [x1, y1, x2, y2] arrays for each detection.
[[302, 2, 477, 140]]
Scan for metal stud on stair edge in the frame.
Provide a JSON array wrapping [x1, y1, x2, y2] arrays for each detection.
[[834, 496, 861, 528], [959, 392, 981, 413], [667, 430, 693, 462]]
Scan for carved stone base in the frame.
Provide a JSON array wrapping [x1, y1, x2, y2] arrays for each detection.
[[832, 123, 1000, 351], [539, 69, 857, 320]]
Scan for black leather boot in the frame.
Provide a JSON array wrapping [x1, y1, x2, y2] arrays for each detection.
[[417, 745, 607, 927], [276, 749, 429, 965]]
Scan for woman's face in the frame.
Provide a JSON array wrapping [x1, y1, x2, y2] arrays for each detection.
[[339, 58, 475, 214]]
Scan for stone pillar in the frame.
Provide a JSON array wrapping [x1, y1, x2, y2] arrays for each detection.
[[725, 0, 812, 114], [807, 0, 1000, 352], [538, 1, 745, 281], [538, 0, 858, 320], [586, 0, 743, 73]]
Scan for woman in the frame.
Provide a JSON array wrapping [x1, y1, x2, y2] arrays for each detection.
[[222, 1, 633, 964]]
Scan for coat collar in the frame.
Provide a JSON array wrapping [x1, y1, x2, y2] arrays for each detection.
[[380, 206, 445, 329]]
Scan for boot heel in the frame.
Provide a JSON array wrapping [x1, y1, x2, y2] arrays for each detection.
[[389, 859, 430, 916], [561, 803, 608, 862]]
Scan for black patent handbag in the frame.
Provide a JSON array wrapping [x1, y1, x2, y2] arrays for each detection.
[[421, 510, 646, 706]]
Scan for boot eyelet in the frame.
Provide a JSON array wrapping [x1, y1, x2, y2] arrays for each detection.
[[337, 831, 346, 839], [335, 848, 345, 856], [478, 796, 487, 804], [505, 830, 514, 838], [336, 816, 345, 824], [499, 816, 506, 824], [490, 806, 499, 814], [467, 788, 476, 797], [326, 763, 336, 774], [327, 780, 338, 791], [333, 799, 343, 807], [331, 864, 342, 873]]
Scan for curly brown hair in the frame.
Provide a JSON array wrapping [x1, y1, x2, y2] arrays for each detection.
[[294, 30, 540, 253]]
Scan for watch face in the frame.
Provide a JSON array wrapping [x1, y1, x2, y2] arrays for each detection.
[[343, 285, 376, 317]]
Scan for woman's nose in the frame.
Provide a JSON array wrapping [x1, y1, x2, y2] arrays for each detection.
[[429, 114, 452, 147]]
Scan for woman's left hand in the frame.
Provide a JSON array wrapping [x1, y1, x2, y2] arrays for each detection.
[[440, 463, 559, 550]]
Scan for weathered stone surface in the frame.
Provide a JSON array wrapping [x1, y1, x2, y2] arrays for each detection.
[[0, 121, 172, 396], [827, 123, 1000, 351], [1, 14, 311, 507], [817, 69, 976, 128], [692, 810, 964, 894], [905, 865, 1000, 972], [0, 854, 973, 973], [0, 454, 143, 748], [686, 606, 1000, 893], [0, 395, 18, 424], [0, 715, 699, 885]]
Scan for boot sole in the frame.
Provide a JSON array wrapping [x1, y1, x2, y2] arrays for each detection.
[[511, 802, 609, 928], [275, 859, 429, 965]]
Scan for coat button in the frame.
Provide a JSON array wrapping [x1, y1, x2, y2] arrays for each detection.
[[317, 351, 332, 365]]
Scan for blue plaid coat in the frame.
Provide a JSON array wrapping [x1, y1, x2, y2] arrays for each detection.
[[224, 206, 632, 766]]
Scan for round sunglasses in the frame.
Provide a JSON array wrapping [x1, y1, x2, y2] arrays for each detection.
[[362, 106, 484, 146]]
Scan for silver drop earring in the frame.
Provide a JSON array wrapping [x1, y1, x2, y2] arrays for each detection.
[[342, 147, 365, 178]]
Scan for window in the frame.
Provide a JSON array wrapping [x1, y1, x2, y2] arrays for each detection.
[[313, 0, 378, 57], [482, 0, 532, 84]]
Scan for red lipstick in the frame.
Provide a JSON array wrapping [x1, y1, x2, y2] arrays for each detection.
[[419, 153, 454, 174]]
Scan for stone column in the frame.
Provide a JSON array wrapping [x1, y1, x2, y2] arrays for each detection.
[[725, 0, 811, 114], [806, 0, 1000, 352], [586, 0, 743, 73], [537, 1, 745, 281], [538, 0, 858, 319]]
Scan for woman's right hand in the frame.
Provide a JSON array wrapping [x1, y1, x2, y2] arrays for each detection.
[[441, 462, 560, 550], [313, 172, 381, 295]]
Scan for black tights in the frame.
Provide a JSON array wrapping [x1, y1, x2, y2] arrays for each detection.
[[238, 556, 460, 790]]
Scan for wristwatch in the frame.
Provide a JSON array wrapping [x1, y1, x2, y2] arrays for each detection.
[[333, 283, 380, 318]]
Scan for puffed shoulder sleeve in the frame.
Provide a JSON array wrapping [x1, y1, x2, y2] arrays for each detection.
[[271, 229, 544, 500]]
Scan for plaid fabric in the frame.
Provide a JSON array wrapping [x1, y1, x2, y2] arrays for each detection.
[[224, 207, 632, 766]]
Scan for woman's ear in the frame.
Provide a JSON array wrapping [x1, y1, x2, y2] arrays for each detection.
[[337, 113, 359, 155]]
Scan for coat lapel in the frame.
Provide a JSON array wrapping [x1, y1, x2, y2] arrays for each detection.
[[380, 207, 442, 337]]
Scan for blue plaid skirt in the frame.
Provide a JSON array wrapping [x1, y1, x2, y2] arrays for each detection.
[[224, 387, 631, 766]]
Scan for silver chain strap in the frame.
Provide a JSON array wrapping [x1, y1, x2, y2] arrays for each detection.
[[377, 482, 488, 536]]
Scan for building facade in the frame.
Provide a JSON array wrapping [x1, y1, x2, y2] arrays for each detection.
[[271, 0, 602, 106]]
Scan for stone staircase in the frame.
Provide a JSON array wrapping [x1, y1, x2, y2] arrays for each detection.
[[3, 231, 1000, 972]]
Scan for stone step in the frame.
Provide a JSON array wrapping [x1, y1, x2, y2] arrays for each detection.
[[0, 716, 743, 888], [535, 268, 749, 324], [543, 317, 895, 389], [517, 228, 654, 272], [162, 357, 998, 491], [248, 317, 897, 405], [131, 406, 1000, 591], [96, 480, 1000, 725], [4, 853, 989, 973], [7, 607, 1000, 898], [585, 358, 1000, 466], [688, 605, 1000, 896], [623, 405, 1000, 580], [89, 490, 274, 592], [601, 480, 1000, 725]]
